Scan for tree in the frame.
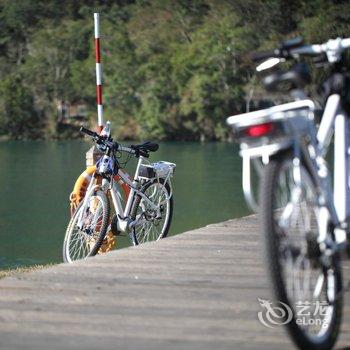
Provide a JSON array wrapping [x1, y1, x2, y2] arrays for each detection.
[[0, 75, 42, 139], [0, 0, 349, 140]]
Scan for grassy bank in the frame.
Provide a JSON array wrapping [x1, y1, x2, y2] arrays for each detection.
[[0, 264, 53, 279]]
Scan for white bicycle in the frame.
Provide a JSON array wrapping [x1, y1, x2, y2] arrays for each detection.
[[63, 124, 176, 263], [227, 37, 350, 350]]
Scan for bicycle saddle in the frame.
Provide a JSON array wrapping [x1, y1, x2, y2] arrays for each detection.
[[137, 141, 159, 152], [131, 141, 159, 157], [262, 63, 311, 92]]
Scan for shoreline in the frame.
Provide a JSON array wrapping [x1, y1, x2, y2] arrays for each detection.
[[0, 264, 53, 279]]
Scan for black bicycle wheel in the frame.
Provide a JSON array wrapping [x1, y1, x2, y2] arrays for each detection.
[[260, 153, 342, 350], [63, 190, 110, 263], [130, 179, 173, 245]]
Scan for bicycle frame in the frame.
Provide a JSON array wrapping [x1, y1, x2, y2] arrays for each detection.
[[112, 157, 158, 218], [315, 94, 350, 242], [287, 94, 350, 245], [78, 155, 173, 233]]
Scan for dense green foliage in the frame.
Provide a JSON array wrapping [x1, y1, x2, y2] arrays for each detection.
[[0, 0, 349, 140]]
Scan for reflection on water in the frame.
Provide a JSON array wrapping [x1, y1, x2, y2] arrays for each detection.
[[0, 140, 249, 269]]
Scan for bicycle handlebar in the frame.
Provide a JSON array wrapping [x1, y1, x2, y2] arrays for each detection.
[[250, 49, 280, 62], [251, 37, 350, 64], [80, 126, 117, 149], [119, 145, 135, 154], [80, 127, 156, 159], [80, 126, 99, 138], [80, 126, 138, 155]]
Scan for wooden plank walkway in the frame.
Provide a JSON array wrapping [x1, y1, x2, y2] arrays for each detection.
[[0, 215, 350, 350]]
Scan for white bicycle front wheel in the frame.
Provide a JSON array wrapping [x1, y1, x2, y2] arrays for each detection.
[[63, 190, 110, 263]]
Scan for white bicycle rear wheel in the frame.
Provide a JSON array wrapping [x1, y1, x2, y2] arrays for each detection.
[[130, 179, 173, 245]]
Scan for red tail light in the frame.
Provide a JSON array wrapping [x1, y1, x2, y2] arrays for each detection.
[[245, 122, 274, 137]]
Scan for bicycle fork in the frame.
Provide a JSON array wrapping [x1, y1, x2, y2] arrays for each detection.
[[76, 175, 100, 230]]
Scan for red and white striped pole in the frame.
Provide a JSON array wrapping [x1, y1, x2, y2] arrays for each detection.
[[94, 13, 104, 133]]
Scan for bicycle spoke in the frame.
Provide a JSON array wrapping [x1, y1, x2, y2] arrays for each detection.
[[133, 182, 170, 244], [65, 193, 107, 262], [273, 159, 335, 338]]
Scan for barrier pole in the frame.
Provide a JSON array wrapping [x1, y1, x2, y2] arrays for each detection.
[[94, 13, 104, 133]]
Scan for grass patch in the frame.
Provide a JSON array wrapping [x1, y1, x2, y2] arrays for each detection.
[[0, 264, 53, 279]]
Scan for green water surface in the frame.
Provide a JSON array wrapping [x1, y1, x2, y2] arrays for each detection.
[[0, 141, 249, 269]]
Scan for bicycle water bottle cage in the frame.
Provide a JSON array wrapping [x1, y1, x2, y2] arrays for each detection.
[[262, 63, 311, 92]]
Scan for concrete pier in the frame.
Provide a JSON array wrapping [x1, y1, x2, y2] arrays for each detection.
[[0, 215, 349, 349]]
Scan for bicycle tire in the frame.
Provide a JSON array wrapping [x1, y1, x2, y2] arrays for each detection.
[[130, 178, 173, 245], [63, 190, 110, 263], [260, 153, 342, 350]]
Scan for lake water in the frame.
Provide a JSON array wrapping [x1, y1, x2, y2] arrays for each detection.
[[0, 141, 249, 269]]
